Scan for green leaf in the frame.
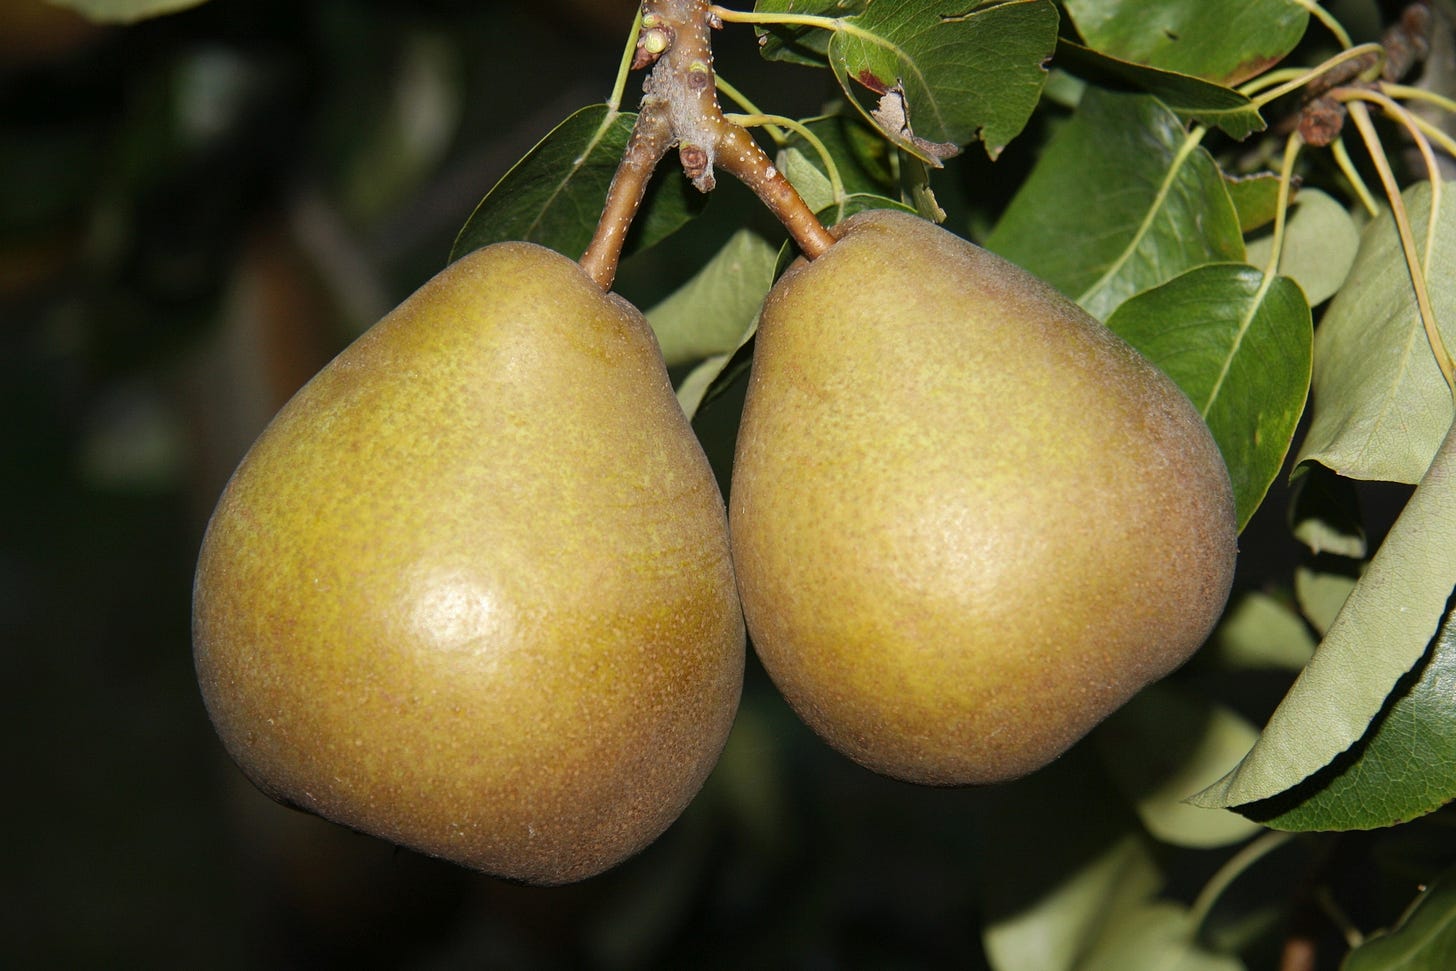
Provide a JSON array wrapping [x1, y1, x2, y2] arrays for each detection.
[[1053, 39, 1266, 140], [646, 230, 778, 367], [1193, 419, 1456, 810], [45, 0, 210, 23], [450, 105, 704, 264], [1226, 173, 1285, 233], [1237, 597, 1456, 831], [826, 0, 1059, 160], [1343, 868, 1456, 970], [752, 0, 858, 67], [1246, 189, 1361, 307], [1296, 181, 1456, 484], [981, 753, 1162, 971], [1207, 592, 1316, 671], [986, 89, 1245, 321], [1095, 684, 1264, 848], [1063, 0, 1308, 85], [1107, 263, 1312, 530], [1081, 903, 1244, 971], [777, 112, 898, 201], [1294, 561, 1360, 636]]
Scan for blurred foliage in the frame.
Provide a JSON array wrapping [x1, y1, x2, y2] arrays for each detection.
[[6, 0, 1456, 968]]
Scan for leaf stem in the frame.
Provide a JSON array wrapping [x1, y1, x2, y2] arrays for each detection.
[[1288, 0, 1354, 50], [607, 7, 646, 112], [1246, 44, 1385, 110], [1264, 131, 1305, 279], [1381, 83, 1456, 119], [1331, 136, 1380, 216], [1189, 830, 1297, 937], [1341, 95, 1456, 396]]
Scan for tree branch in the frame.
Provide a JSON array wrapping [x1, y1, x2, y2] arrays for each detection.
[[579, 0, 834, 290]]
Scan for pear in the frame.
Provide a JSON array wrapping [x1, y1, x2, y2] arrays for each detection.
[[729, 209, 1237, 786], [193, 241, 745, 885]]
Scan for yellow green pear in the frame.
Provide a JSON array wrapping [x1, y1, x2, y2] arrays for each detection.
[[193, 241, 745, 885], [729, 209, 1237, 786]]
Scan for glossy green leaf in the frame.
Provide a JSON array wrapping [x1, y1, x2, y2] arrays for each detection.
[[982, 753, 1162, 971], [1246, 189, 1361, 307], [450, 105, 704, 264], [1193, 419, 1456, 810], [1107, 263, 1312, 529], [1063, 0, 1308, 85], [647, 230, 778, 367], [1054, 39, 1266, 140], [1226, 173, 1284, 233], [1238, 598, 1456, 831], [1343, 868, 1456, 970], [986, 89, 1245, 321], [1081, 903, 1244, 971], [46, 0, 209, 22], [752, 0, 858, 67], [1207, 592, 1316, 671], [1296, 181, 1456, 484], [826, 0, 1059, 160], [1095, 684, 1264, 848]]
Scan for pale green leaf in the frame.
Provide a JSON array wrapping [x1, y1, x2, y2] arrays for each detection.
[[1294, 563, 1360, 637], [1207, 592, 1317, 671], [986, 89, 1245, 321], [1296, 181, 1456, 484], [46, 0, 209, 23], [774, 112, 897, 213], [1064, 0, 1308, 85], [827, 0, 1059, 160], [982, 753, 1162, 971], [1082, 903, 1245, 971], [1095, 685, 1264, 848], [779, 148, 836, 214], [1343, 868, 1456, 970], [1107, 264, 1312, 529], [647, 230, 778, 367], [450, 105, 703, 264], [676, 343, 752, 421], [1193, 419, 1456, 809], [1246, 189, 1361, 306], [1238, 600, 1456, 831]]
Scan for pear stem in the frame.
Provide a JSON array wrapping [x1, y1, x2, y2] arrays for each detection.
[[579, 0, 834, 290]]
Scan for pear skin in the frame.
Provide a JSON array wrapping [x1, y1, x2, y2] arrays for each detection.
[[729, 209, 1237, 786], [193, 241, 744, 884]]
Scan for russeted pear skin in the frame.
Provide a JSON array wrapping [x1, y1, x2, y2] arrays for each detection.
[[729, 209, 1237, 786], [193, 242, 745, 885]]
